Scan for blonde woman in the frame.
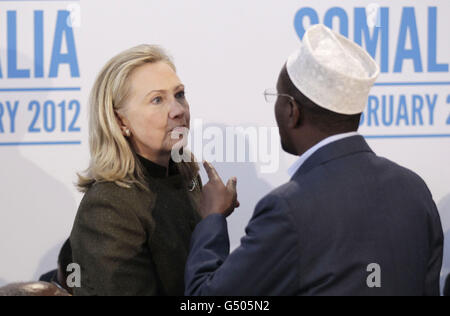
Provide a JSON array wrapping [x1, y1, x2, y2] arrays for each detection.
[[70, 45, 208, 296]]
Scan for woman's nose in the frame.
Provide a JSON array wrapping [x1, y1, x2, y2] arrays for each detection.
[[168, 99, 187, 119]]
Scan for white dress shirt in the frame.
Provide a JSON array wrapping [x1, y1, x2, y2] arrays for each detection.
[[287, 132, 360, 177]]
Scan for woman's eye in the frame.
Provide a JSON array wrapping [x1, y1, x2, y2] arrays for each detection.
[[151, 96, 163, 105], [175, 91, 185, 99]]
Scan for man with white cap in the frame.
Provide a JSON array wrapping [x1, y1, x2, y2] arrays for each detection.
[[185, 24, 443, 296]]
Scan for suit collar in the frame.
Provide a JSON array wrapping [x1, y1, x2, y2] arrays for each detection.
[[291, 135, 373, 180], [288, 132, 359, 177]]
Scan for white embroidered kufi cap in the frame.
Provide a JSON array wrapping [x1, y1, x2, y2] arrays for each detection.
[[287, 24, 380, 114]]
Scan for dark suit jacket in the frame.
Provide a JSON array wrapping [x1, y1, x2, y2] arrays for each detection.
[[185, 135, 444, 296], [444, 275, 450, 296], [39, 270, 57, 283]]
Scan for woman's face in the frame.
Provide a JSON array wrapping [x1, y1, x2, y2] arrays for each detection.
[[117, 61, 190, 164]]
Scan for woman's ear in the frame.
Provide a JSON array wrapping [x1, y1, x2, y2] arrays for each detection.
[[114, 110, 130, 136]]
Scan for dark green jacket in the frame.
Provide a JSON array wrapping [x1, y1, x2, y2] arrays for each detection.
[[70, 158, 202, 296]]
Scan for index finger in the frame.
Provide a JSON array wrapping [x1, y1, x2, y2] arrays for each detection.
[[203, 161, 221, 182]]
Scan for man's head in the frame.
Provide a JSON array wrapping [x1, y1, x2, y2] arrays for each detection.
[[275, 64, 362, 156], [274, 24, 379, 156]]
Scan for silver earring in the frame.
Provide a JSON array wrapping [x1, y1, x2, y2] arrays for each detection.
[[125, 129, 131, 137]]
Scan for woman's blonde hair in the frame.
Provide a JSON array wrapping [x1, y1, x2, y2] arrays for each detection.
[[77, 44, 198, 192]]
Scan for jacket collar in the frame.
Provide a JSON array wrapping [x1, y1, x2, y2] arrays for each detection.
[[288, 132, 359, 177], [291, 135, 374, 180]]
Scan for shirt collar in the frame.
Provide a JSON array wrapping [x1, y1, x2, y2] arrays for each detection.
[[287, 132, 360, 178]]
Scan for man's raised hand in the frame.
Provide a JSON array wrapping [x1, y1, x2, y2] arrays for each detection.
[[198, 161, 240, 219]]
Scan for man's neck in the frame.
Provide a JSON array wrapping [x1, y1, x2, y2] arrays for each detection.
[[296, 130, 332, 156], [296, 130, 358, 156]]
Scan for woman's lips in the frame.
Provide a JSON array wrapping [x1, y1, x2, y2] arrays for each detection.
[[170, 126, 188, 132], [169, 126, 189, 139]]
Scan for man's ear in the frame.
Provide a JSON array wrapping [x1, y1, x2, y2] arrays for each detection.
[[288, 101, 301, 128]]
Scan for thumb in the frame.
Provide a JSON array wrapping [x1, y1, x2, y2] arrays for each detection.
[[226, 177, 237, 196]]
